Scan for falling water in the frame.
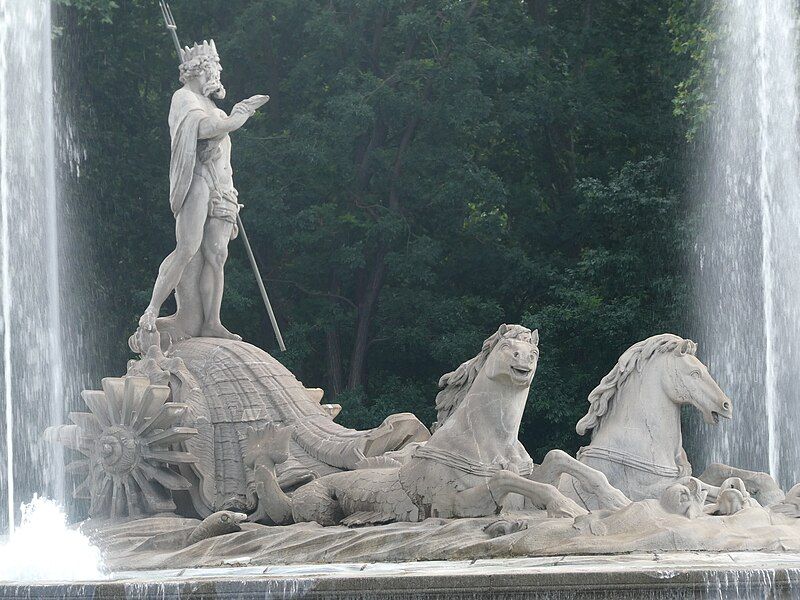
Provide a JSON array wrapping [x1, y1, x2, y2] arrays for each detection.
[[690, 0, 800, 489], [0, 0, 65, 533]]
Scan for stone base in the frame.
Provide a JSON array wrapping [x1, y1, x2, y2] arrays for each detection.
[[3, 553, 800, 599], [84, 502, 800, 571]]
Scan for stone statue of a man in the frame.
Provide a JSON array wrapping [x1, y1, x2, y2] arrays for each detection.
[[138, 40, 269, 344]]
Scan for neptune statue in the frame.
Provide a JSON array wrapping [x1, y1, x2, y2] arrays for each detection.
[[136, 39, 269, 346]]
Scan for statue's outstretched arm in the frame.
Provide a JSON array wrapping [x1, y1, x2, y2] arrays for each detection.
[[198, 94, 269, 139], [198, 111, 246, 139]]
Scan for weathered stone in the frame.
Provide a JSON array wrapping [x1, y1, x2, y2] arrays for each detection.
[[571, 334, 780, 507], [243, 325, 631, 528], [8, 554, 800, 599]]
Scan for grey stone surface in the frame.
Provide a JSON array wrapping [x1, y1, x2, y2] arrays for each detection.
[[80, 500, 800, 570], [244, 325, 629, 528], [43, 327, 800, 567], [4, 553, 800, 598], [572, 334, 782, 507]]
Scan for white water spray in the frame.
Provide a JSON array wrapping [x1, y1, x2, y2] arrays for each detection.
[[692, 0, 800, 488], [0, 496, 104, 582], [0, 0, 66, 532]]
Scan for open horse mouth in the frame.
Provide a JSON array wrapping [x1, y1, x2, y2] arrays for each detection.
[[709, 410, 731, 425], [510, 366, 532, 379]]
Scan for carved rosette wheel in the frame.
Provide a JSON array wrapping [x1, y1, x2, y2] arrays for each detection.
[[44, 376, 198, 519]]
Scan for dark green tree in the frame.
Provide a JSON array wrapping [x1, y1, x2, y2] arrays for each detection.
[[55, 0, 694, 457]]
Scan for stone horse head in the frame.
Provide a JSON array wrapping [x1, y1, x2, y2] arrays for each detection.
[[574, 333, 732, 501], [432, 324, 539, 433]]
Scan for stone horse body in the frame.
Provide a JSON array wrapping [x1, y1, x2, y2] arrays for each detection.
[[569, 334, 735, 506], [250, 325, 628, 526]]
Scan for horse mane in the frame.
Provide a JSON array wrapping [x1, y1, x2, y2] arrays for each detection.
[[575, 333, 697, 437], [432, 324, 535, 431]]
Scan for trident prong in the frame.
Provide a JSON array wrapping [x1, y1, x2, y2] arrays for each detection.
[[159, 0, 176, 28], [159, 0, 183, 61]]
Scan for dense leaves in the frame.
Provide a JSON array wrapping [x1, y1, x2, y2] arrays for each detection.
[[56, 0, 695, 459]]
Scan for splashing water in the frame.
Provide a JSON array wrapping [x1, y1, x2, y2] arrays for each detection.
[[0, 0, 68, 533], [0, 496, 104, 582], [690, 0, 800, 489]]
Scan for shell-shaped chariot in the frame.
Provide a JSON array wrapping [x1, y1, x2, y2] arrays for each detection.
[[45, 338, 430, 519]]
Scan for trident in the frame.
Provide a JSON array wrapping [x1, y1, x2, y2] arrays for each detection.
[[159, 0, 286, 351]]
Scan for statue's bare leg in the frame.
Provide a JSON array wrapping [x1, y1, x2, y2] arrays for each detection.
[[532, 449, 630, 510], [490, 471, 587, 518], [140, 190, 207, 330], [446, 470, 587, 519], [198, 217, 240, 340]]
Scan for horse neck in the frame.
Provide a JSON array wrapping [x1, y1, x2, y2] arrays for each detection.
[[443, 369, 527, 457], [589, 357, 683, 467]]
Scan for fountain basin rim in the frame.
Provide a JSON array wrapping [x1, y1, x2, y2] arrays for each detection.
[[4, 551, 800, 586]]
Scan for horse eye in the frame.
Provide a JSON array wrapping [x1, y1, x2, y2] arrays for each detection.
[[690, 370, 701, 378]]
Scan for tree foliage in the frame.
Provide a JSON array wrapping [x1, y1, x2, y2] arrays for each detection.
[[55, 0, 694, 458]]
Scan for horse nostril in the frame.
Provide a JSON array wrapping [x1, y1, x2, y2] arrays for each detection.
[[723, 402, 730, 410]]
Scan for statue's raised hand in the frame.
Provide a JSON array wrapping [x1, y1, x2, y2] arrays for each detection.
[[232, 94, 270, 117]]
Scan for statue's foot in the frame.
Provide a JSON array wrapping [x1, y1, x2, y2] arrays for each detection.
[[584, 475, 630, 510], [545, 495, 588, 519], [138, 309, 158, 332], [201, 322, 242, 341]]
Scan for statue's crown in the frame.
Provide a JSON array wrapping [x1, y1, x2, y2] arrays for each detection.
[[180, 39, 219, 64]]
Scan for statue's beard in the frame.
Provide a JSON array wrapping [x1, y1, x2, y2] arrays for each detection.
[[203, 79, 226, 100]]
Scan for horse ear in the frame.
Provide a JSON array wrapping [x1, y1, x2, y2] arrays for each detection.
[[531, 329, 539, 345], [498, 324, 509, 335]]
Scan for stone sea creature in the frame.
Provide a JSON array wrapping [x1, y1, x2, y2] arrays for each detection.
[[483, 519, 528, 538], [660, 478, 708, 519], [135, 510, 247, 552], [572, 334, 740, 504], [705, 488, 747, 516], [247, 325, 629, 527], [698, 463, 784, 507], [701, 476, 755, 515]]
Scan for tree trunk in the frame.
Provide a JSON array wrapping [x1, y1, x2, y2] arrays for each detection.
[[325, 325, 343, 399], [344, 0, 479, 392], [526, 0, 576, 201], [346, 249, 387, 390]]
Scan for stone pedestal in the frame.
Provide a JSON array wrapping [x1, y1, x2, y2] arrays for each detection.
[[3, 553, 799, 599]]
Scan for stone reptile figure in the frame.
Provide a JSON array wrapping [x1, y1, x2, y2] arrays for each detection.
[[245, 325, 630, 527]]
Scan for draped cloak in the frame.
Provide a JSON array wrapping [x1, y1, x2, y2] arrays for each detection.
[[151, 88, 213, 342], [168, 88, 207, 215]]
